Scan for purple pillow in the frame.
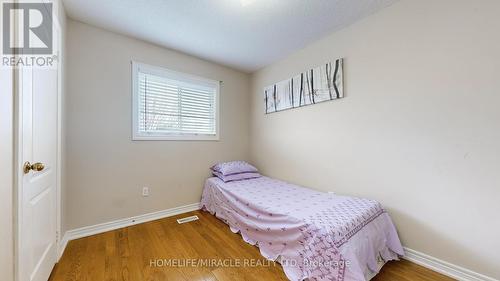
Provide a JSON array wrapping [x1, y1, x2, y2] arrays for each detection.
[[211, 161, 258, 176], [213, 170, 261, 183]]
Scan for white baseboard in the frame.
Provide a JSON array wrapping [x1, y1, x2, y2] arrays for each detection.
[[57, 237, 69, 260], [57, 202, 201, 260], [403, 247, 498, 281]]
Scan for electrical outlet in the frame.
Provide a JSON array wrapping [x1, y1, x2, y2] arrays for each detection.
[[142, 187, 149, 197]]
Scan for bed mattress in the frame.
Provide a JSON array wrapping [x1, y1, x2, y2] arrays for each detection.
[[201, 176, 404, 281]]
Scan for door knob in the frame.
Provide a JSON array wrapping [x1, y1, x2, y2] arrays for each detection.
[[23, 162, 45, 174]]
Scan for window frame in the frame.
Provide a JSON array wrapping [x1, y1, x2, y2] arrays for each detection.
[[132, 61, 220, 141]]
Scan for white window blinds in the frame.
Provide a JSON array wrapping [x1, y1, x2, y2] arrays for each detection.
[[132, 62, 219, 140]]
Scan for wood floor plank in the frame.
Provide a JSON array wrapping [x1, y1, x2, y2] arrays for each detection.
[[50, 211, 455, 281]]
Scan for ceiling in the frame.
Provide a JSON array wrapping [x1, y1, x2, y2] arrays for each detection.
[[62, 0, 397, 72]]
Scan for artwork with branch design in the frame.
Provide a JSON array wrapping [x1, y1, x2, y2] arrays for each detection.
[[264, 58, 343, 114]]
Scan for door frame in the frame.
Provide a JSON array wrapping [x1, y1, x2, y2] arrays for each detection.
[[13, 2, 63, 280], [0, 41, 15, 281]]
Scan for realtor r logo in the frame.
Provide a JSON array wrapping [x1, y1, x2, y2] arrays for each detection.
[[2, 2, 53, 55]]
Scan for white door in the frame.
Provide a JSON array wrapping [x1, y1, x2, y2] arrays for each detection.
[[17, 19, 59, 281]]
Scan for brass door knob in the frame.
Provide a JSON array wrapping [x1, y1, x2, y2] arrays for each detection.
[[23, 162, 45, 174]]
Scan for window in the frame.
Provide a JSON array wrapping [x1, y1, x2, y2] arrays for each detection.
[[132, 62, 219, 140]]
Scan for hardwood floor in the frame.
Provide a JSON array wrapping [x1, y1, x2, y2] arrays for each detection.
[[50, 211, 455, 281]]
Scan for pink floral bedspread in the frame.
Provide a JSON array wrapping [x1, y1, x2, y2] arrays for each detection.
[[201, 176, 404, 281]]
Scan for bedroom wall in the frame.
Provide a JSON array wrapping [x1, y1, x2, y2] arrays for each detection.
[[250, 0, 500, 279], [65, 20, 251, 230]]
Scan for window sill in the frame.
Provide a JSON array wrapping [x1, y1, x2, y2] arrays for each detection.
[[132, 134, 220, 141]]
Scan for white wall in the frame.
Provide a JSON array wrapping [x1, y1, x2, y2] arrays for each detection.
[[65, 20, 251, 230], [250, 0, 500, 278]]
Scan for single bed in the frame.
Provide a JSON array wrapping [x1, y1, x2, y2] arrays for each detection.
[[201, 176, 404, 281]]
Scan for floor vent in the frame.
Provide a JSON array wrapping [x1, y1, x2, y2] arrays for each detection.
[[177, 215, 199, 224]]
